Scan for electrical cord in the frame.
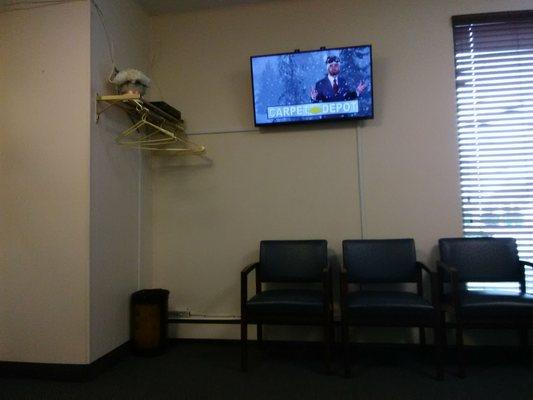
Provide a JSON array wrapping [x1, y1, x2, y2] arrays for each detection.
[[355, 123, 366, 239], [89, 0, 118, 82], [0, 0, 83, 14]]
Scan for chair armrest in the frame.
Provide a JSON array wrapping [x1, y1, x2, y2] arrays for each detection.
[[437, 260, 460, 308], [416, 261, 432, 274], [322, 265, 332, 291], [417, 262, 440, 309], [241, 262, 259, 277], [340, 267, 349, 309], [322, 265, 333, 312], [436, 260, 459, 279], [519, 260, 532, 294], [241, 262, 259, 310]]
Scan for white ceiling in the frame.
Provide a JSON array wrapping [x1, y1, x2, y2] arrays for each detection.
[[0, 0, 274, 14], [0, 0, 275, 14], [135, 0, 275, 15]]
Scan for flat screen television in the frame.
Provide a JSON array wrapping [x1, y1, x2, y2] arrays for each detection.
[[250, 45, 373, 126]]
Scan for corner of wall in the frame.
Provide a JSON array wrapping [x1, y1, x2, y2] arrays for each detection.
[[89, 0, 152, 362]]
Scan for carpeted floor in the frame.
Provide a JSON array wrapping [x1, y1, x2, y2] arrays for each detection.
[[1, 342, 532, 399]]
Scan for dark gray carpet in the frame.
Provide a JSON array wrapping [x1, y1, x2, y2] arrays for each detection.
[[1, 342, 532, 399]]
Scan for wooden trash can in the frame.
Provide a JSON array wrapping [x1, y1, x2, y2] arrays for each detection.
[[130, 289, 169, 356]]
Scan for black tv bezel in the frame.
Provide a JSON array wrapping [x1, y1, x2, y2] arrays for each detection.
[[250, 44, 374, 127]]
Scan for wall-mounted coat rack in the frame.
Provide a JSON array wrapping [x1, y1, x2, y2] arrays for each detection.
[[96, 94, 206, 155]]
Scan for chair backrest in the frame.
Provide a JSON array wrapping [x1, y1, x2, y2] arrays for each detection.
[[438, 237, 521, 282], [342, 239, 417, 283], [259, 240, 327, 283]]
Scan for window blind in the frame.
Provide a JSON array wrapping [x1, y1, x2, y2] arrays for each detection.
[[452, 11, 533, 292]]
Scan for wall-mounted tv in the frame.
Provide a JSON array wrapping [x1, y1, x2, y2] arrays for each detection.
[[250, 45, 373, 126]]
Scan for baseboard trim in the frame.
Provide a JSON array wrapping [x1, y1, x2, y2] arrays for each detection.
[[0, 341, 130, 381], [169, 338, 532, 354]]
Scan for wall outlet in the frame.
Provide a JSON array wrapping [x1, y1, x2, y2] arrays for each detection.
[[175, 310, 191, 318], [172, 307, 191, 318]]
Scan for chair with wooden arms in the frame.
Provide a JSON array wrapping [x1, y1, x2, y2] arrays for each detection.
[[241, 240, 333, 372], [341, 239, 444, 379], [438, 237, 533, 377]]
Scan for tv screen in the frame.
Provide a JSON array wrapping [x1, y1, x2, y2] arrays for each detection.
[[250, 45, 373, 126]]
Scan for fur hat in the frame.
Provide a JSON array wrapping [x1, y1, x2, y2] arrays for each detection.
[[111, 68, 151, 95]]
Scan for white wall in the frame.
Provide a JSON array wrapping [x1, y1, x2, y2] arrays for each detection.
[[150, 0, 532, 341], [89, 0, 151, 362], [1, 0, 530, 364], [0, 2, 91, 363], [0, 0, 152, 365]]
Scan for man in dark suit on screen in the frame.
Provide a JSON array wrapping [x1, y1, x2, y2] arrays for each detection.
[[310, 55, 367, 102]]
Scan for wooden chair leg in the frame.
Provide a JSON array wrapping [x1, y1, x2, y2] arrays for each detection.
[[241, 318, 248, 371], [330, 321, 335, 359], [441, 312, 448, 349], [323, 320, 332, 374], [419, 327, 426, 347], [342, 321, 351, 377], [257, 323, 263, 344], [434, 325, 444, 381], [456, 324, 465, 378], [519, 328, 528, 349]]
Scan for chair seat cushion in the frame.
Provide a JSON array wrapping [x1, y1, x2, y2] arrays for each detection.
[[246, 289, 324, 316], [346, 291, 434, 319], [455, 290, 533, 318]]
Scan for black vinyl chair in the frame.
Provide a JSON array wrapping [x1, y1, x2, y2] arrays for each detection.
[[341, 239, 444, 379], [438, 237, 533, 377], [240, 240, 333, 372]]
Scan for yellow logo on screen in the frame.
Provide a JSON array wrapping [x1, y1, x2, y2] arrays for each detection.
[[309, 106, 322, 114]]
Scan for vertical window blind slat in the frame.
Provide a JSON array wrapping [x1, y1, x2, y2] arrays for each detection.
[[453, 11, 533, 292]]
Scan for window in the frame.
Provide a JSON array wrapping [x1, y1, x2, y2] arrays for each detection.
[[452, 11, 533, 292]]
